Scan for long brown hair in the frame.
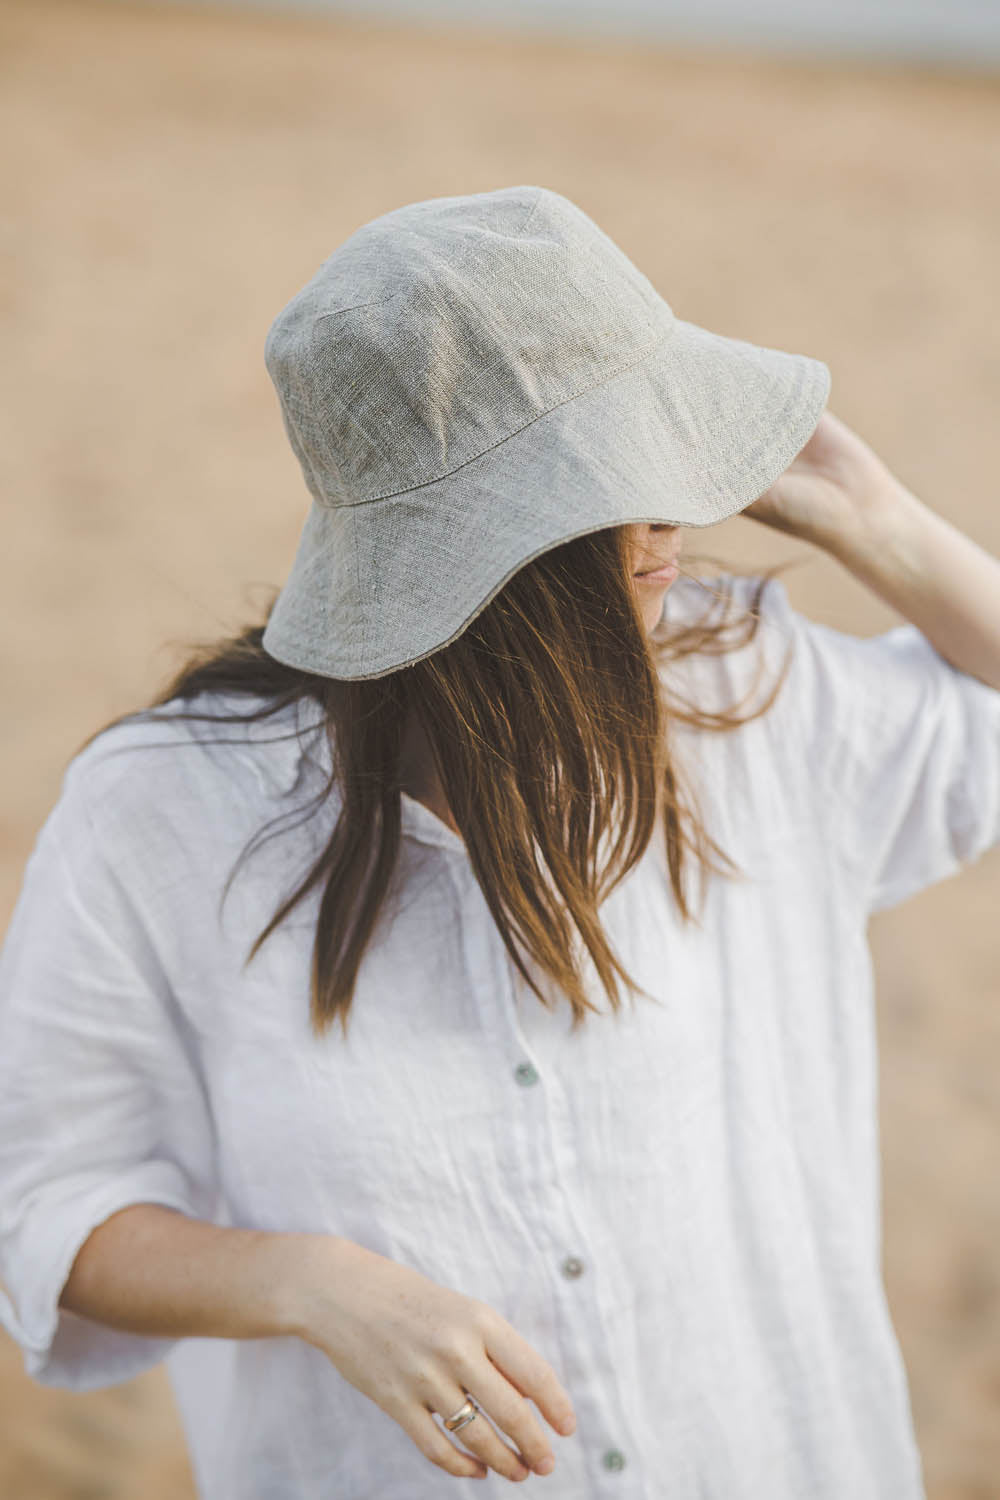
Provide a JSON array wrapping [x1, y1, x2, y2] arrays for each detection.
[[74, 528, 799, 1041]]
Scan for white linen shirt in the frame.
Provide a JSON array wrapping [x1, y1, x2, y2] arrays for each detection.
[[2, 572, 1000, 1500]]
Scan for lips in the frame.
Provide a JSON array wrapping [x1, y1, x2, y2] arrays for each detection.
[[633, 553, 681, 576]]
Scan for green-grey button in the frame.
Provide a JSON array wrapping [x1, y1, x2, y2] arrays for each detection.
[[514, 1062, 539, 1086], [560, 1255, 585, 1278], [602, 1449, 626, 1472]]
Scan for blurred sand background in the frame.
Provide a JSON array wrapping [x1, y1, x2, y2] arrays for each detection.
[[1, 0, 999, 1495]]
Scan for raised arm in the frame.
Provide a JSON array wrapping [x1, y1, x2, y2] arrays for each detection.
[[742, 408, 1000, 692]]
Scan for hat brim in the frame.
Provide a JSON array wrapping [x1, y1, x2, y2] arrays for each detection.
[[262, 316, 830, 680]]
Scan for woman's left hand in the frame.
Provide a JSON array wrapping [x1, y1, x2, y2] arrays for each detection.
[[740, 409, 904, 548]]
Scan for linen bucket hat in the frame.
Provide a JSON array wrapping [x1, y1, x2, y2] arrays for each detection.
[[261, 184, 831, 680]]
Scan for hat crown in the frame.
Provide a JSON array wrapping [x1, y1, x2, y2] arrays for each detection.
[[265, 185, 675, 509]]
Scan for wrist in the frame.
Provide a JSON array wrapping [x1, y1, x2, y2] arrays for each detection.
[[273, 1231, 363, 1344]]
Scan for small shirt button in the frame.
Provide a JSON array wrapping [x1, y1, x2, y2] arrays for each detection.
[[560, 1255, 585, 1279], [602, 1449, 627, 1472], [514, 1061, 539, 1086]]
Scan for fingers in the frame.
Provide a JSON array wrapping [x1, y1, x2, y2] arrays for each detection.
[[396, 1370, 544, 1484], [365, 1290, 578, 1484], [479, 1318, 577, 1440], [431, 1382, 536, 1483], [402, 1401, 491, 1482], [453, 1356, 559, 1477], [386, 1380, 529, 1483]]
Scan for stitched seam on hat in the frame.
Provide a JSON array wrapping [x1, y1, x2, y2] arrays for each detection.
[[335, 318, 680, 509], [287, 324, 333, 503], [302, 193, 549, 499], [313, 295, 400, 324], [515, 188, 544, 238], [310, 191, 544, 329], [353, 497, 365, 641], [354, 512, 697, 678]]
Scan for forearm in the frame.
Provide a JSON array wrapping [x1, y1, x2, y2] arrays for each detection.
[[58, 1201, 336, 1342], [821, 476, 1000, 693]]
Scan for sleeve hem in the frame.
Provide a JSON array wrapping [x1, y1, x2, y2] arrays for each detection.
[[1, 1176, 201, 1389]]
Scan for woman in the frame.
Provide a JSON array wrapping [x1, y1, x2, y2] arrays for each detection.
[[1, 186, 999, 1499]]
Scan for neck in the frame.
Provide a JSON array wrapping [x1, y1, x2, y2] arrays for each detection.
[[398, 711, 461, 834]]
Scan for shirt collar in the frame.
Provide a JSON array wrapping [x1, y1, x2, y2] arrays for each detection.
[[265, 699, 466, 853]]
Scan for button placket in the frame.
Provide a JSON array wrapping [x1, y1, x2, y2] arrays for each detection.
[[455, 866, 638, 1487], [503, 966, 646, 1495]]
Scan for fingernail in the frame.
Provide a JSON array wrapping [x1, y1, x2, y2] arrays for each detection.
[[536, 1456, 555, 1475]]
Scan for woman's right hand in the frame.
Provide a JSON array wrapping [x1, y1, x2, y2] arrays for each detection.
[[289, 1234, 578, 1482]]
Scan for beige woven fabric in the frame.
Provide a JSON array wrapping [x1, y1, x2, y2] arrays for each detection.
[[261, 185, 830, 678]]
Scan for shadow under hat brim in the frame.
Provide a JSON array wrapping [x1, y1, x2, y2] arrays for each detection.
[[262, 316, 831, 680]]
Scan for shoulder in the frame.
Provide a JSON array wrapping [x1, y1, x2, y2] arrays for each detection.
[[58, 690, 328, 850]]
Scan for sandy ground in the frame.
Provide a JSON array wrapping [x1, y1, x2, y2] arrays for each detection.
[[1, 1, 999, 1494]]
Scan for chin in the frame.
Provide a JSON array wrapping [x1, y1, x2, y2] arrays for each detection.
[[643, 585, 673, 627]]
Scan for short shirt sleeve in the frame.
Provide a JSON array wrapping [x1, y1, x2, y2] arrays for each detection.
[[761, 576, 1000, 913], [0, 751, 219, 1390]]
